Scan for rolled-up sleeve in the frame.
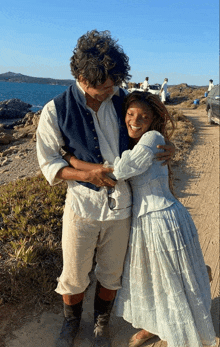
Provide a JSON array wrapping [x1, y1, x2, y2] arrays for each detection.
[[36, 100, 69, 185]]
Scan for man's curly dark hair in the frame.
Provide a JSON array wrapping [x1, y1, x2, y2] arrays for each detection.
[[70, 30, 131, 87]]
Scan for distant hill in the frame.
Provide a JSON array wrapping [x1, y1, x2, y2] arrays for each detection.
[[0, 73, 208, 88], [0, 72, 74, 86]]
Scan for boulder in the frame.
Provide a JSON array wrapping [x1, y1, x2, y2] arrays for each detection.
[[0, 132, 13, 144], [32, 113, 40, 127], [12, 131, 28, 140], [0, 99, 32, 119]]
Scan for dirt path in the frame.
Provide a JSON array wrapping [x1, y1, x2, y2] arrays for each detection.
[[3, 108, 219, 347]]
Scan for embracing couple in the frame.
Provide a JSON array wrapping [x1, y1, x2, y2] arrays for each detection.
[[36, 30, 216, 347]]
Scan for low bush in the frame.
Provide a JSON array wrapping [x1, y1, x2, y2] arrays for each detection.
[[0, 177, 66, 305], [167, 107, 195, 163]]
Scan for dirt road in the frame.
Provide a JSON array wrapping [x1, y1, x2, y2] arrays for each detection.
[[4, 108, 219, 346]]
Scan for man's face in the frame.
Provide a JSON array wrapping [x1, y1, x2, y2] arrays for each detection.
[[79, 78, 115, 102]]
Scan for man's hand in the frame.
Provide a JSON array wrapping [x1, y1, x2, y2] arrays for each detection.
[[156, 142, 175, 166], [85, 167, 116, 187]]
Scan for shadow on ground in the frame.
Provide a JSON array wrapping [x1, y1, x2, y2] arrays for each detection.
[[211, 296, 220, 338]]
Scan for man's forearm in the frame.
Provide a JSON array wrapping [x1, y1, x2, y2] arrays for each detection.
[[55, 166, 89, 182], [55, 161, 116, 188], [63, 153, 103, 171]]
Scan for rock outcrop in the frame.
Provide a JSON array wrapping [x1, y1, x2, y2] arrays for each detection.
[[0, 109, 41, 145], [0, 106, 41, 184], [0, 99, 32, 119]]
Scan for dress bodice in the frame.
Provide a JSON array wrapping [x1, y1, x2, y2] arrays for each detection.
[[113, 131, 176, 217]]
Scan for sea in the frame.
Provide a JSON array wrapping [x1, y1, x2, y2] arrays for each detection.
[[0, 81, 69, 125]]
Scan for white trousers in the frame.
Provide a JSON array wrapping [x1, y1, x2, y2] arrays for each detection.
[[161, 91, 166, 102], [55, 196, 131, 295]]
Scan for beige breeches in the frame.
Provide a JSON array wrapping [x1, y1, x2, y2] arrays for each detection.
[[55, 199, 131, 296]]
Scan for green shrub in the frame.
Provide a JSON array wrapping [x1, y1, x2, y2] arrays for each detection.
[[0, 176, 67, 305]]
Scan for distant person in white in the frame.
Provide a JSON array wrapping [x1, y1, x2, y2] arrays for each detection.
[[142, 77, 149, 91], [160, 78, 168, 104], [208, 79, 214, 92], [121, 81, 128, 89]]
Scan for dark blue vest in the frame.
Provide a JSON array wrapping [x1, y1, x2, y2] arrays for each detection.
[[54, 85, 129, 191]]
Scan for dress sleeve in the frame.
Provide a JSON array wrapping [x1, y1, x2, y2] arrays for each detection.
[[113, 146, 153, 180], [113, 131, 165, 181]]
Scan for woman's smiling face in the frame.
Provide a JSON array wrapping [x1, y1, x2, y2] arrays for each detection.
[[125, 101, 154, 143]]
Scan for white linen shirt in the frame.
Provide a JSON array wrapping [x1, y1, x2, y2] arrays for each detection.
[[142, 80, 149, 90], [36, 81, 132, 221], [208, 82, 214, 92], [161, 81, 168, 94]]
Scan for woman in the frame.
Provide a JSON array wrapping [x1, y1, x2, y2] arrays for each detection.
[[63, 91, 216, 346], [109, 91, 216, 347]]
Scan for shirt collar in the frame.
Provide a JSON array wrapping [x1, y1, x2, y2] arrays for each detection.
[[75, 79, 119, 104]]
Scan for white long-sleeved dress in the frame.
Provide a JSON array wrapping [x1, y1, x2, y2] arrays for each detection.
[[113, 131, 216, 347]]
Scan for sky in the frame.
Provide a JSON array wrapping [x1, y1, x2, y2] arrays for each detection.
[[0, 0, 219, 86]]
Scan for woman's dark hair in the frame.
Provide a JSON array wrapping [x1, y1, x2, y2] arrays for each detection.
[[122, 91, 175, 140], [70, 30, 131, 87]]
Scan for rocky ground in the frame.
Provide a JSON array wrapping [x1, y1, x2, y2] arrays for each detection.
[[0, 112, 40, 186]]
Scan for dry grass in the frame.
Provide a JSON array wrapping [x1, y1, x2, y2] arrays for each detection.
[[168, 84, 207, 110], [167, 107, 195, 162]]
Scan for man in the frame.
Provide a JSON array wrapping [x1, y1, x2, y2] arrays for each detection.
[[208, 79, 214, 92], [36, 30, 174, 347], [160, 78, 168, 104], [121, 80, 128, 89], [142, 77, 149, 91]]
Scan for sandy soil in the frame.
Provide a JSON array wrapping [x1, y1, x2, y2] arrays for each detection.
[[1, 108, 219, 347]]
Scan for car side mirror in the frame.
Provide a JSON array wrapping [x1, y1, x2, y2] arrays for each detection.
[[215, 96, 220, 100]]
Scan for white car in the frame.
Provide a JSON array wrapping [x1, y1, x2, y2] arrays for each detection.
[[128, 84, 170, 100]]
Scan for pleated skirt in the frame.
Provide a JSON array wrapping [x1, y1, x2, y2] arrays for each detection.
[[115, 201, 216, 347]]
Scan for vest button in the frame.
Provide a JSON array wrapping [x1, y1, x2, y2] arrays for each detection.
[[92, 129, 96, 132], [94, 137, 98, 140], [95, 146, 99, 149], [97, 155, 101, 157]]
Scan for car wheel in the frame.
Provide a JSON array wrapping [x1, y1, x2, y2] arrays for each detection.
[[207, 109, 214, 124]]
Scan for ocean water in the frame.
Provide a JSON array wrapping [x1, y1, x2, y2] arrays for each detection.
[[0, 81, 69, 124]]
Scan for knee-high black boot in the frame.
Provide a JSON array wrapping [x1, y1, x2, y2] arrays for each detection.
[[93, 281, 116, 347], [56, 300, 83, 347]]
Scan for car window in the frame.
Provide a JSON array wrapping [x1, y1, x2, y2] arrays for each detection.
[[149, 85, 160, 90]]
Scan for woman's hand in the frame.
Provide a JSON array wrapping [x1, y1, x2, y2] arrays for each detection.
[[156, 141, 175, 166]]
